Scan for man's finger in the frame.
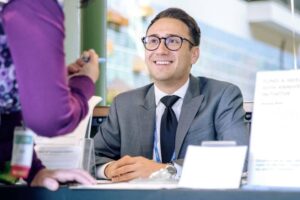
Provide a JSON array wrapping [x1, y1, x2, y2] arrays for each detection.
[[110, 164, 135, 177], [113, 155, 136, 168], [112, 171, 139, 182]]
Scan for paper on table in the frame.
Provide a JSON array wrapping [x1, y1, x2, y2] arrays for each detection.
[[70, 179, 178, 190], [34, 96, 102, 170], [35, 145, 82, 169], [179, 145, 247, 189]]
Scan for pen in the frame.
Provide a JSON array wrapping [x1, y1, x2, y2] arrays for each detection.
[[98, 57, 106, 63], [82, 56, 106, 64]]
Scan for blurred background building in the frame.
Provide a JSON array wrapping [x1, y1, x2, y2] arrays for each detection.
[[64, 0, 300, 104]]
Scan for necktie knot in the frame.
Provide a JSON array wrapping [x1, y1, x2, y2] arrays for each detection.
[[160, 95, 180, 108]]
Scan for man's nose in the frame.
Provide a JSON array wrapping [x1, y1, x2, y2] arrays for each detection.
[[155, 39, 169, 53]]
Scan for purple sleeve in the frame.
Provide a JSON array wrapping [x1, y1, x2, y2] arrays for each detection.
[[1, 0, 95, 137], [25, 150, 45, 185]]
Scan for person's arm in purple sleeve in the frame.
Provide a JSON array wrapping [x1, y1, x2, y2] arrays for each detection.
[[24, 151, 45, 185], [1, 0, 99, 137]]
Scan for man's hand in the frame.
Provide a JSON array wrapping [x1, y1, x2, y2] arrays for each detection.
[[31, 168, 96, 191], [68, 49, 99, 83], [104, 155, 166, 182]]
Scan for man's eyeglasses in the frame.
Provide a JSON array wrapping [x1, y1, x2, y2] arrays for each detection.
[[141, 35, 195, 51]]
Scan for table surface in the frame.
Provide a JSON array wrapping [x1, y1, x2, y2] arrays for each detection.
[[1, 185, 300, 200]]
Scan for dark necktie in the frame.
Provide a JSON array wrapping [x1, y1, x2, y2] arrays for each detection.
[[160, 95, 180, 163]]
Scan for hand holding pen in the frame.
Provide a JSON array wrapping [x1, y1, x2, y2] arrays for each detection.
[[68, 49, 100, 83]]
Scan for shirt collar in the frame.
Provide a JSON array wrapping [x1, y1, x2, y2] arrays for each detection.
[[154, 78, 190, 106]]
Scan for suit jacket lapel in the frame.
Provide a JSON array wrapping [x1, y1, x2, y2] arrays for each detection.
[[175, 75, 204, 157], [137, 85, 156, 159]]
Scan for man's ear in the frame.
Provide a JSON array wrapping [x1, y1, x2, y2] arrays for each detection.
[[191, 47, 200, 64]]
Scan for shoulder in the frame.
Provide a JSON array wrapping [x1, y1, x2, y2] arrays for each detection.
[[197, 76, 241, 93], [191, 76, 243, 101], [114, 83, 154, 103]]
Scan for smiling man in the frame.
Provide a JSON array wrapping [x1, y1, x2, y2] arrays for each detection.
[[94, 7, 249, 182]]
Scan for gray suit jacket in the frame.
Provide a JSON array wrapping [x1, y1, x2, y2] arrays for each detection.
[[94, 75, 249, 166]]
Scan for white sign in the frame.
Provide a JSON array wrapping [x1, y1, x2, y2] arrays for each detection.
[[179, 145, 247, 189], [248, 70, 300, 188]]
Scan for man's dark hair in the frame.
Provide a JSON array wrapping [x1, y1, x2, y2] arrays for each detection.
[[146, 7, 201, 46]]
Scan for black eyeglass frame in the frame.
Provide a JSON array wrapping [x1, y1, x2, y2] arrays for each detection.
[[141, 35, 195, 51]]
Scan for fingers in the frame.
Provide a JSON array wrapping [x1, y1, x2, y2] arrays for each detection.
[[67, 56, 86, 76], [75, 169, 97, 184], [105, 156, 133, 178], [42, 177, 59, 191], [106, 156, 146, 182], [104, 161, 116, 179], [31, 169, 96, 191], [80, 49, 98, 64], [50, 169, 96, 185], [86, 49, 99, 64], [105, 156, 136, 180], [105, 156, 166, 183], [68, 63, 82, 75], [113, 155, 136, 168], [111, 170, 140, 182], [81, 51, 91, 62], [110, 163, 135, 178], [70, 49, 99, 83]]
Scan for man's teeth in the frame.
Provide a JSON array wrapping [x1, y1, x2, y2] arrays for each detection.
[[155, 61, 171, 65]]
